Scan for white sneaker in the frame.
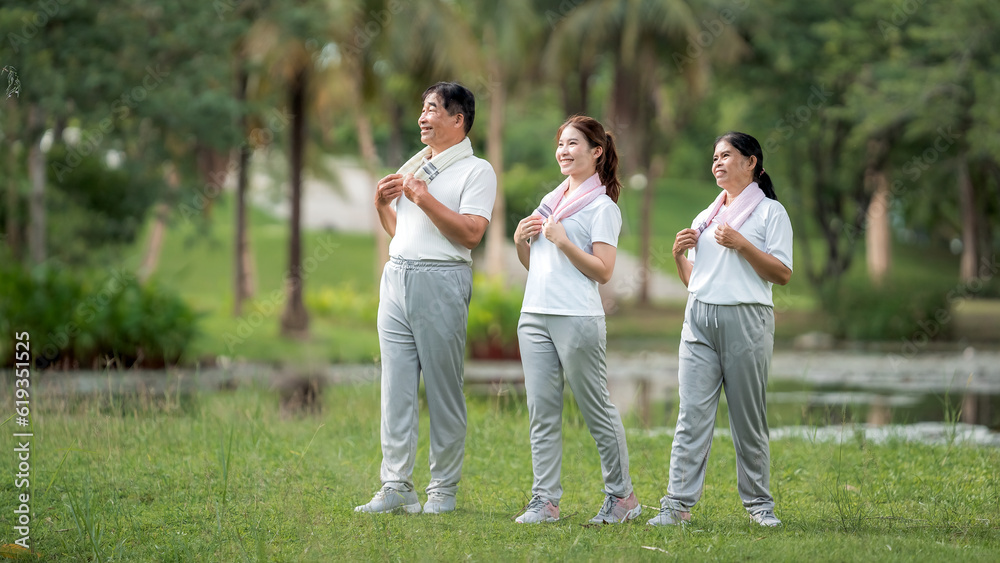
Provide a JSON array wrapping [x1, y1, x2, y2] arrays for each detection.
[[354, 486, 421, 514], [646, 501, 691, 526], [515, 495, 560, 523], [750, 509, 782, 527], [422, 492, 456, 514], [589, 492, 642, 524]]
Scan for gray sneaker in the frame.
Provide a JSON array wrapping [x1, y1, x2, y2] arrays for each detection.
[[589, 492, 642, 524], [646, 501, 691, 526], [515, 495, 560, 523], [422, 492, 456, 514], [354, 486, 421, 514], [750, 509, 782, 527]]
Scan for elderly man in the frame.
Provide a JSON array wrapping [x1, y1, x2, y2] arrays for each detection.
[[355, 82, 497, 515]]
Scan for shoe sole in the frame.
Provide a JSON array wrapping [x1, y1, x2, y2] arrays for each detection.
[[515, 516, 558, 524], [646, 513, 691, 526], [355, 502, 422, 514], [422, 506, 456, 514]]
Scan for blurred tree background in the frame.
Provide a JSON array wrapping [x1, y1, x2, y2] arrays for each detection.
[[1, 0, 998, 368]]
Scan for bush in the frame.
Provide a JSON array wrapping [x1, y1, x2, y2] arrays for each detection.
[[0, 264, 199, 369], [305, 284, 378, 324], [467, 275, 524, 360], [819, 276, 953, 341]]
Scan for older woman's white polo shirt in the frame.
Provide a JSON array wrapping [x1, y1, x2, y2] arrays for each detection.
[[687, 197, 793, 306]]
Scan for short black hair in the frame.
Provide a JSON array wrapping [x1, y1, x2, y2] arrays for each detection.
[[422, 82, 475, 135]]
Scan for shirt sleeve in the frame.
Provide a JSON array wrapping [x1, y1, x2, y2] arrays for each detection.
[[590, 201, 622, 247], [764, 202, 794, 271], [458, 160, 498, 220]]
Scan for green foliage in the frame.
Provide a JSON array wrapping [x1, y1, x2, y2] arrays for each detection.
[[467, 275, 523, 359], [502, 163, 557, 235], [46, 145, 160, 261], [0, 264, 199, 368], [306, 283, 378, 324], [819, 277, 953, 341]]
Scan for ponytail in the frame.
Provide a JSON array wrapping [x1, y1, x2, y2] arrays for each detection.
[[599, 130, 622, 203], [757, 170, 777, 201]]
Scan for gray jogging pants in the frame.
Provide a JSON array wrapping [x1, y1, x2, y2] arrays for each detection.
[[377, 257, 472, 497], [517, 313, 633, 503], [663, 296, 776, 514]]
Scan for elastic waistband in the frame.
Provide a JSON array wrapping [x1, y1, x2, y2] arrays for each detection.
[[389, 256, 469, 271]]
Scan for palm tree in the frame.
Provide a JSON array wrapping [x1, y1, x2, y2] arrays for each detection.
[[459, 0, 545, 279], [547, 0, 742, 304]]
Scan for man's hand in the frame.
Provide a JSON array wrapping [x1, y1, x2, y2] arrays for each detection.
[[375, 173, 404, 207], [402, 173, 430, 206]]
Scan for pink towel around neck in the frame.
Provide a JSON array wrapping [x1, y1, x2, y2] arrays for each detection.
[[695, 182, 766, 234], [534, 173, 606, 222]]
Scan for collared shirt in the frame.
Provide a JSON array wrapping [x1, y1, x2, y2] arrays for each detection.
[[687, 198, 793, 306], [389, 155, 497, 263]]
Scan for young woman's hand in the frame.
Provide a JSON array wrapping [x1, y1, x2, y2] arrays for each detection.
[[542, 217, 569, 248], [514, 215, 543, 246]]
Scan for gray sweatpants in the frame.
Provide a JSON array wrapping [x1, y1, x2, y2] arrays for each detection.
[[517, 313, 633, 503], [377, 257, 472, 497], [663, 296, 776, 514]]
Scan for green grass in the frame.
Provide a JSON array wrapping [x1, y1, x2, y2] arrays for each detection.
[[3, 382, 997, 561]]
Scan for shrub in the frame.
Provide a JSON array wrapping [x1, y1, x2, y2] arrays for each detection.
[[819, 276, 953, 341], [467, 275, 523, 360], [305, 284, 378, 324], [0, 264, 199, 369]]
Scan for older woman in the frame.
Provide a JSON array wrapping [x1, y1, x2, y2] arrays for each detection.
[[648, 132, 792, 528]]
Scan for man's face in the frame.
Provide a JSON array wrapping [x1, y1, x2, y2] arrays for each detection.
[[418, 93, 461, 148]]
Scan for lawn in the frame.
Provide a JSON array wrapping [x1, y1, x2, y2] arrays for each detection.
[[2, 382, 997, 561]]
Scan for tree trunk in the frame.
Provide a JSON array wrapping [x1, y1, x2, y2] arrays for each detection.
[[957, 151, 979, 282], [280, 67, 310, 338], [234, 64, 255, 316], [864, 138, 892, 286], [139, 163, 179, 282], [5, 99, 20, 258], [638, 155, 664, 305], [388, 101, 404, 167], [26, 104, 45, 265], [354, 102, 388, 285], [483, 68, 507, 279]]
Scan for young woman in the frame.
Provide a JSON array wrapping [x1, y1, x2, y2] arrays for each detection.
[[512, 116, 640, 524], [647, 131, 793, 527]]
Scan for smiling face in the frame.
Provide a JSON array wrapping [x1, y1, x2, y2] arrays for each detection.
[[712, 140, 757, 192], [418, 93, 464, 154], [556, 125, 602, 180]]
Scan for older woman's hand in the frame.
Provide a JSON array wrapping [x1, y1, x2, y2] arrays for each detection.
[[673, 228, 699, 258], [714, 223, 748, 251]]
